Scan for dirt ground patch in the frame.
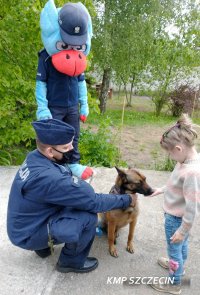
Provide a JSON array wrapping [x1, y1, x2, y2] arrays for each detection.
[[82, 123, 168, 169], [116, 125, 200, 169], [83, 122, 200, 169], [113, 125, 167, 169]]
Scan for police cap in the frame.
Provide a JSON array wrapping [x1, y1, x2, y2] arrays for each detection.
[[58, 2, 88, 46], [32, 119, 75, 145]]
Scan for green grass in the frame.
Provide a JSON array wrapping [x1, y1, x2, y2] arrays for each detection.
[[88, 94, 200, 127], [87, 109, 175, 127]]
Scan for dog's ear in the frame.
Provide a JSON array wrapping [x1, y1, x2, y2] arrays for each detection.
[[128, 165, 135, 170], [115, 167, 127, 178]]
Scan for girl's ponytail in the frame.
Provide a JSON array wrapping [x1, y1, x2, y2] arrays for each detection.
[[160, 114, 198, 149]]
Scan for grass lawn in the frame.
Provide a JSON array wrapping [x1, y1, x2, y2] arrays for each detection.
[[88, 95, 200, 127]]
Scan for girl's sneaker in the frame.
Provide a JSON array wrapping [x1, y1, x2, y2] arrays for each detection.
[[158, 257, 170, 269], [158, 257, 185, 275], [150, 282, 181, 295]]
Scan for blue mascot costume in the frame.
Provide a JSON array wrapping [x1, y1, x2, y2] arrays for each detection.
[[36, 0, 93, 180]]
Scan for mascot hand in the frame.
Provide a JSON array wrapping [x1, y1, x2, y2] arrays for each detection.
[[79, 102, 89, 123], [80, 102, 89, 115], [80, 115, 87, 123], [36, 108, 52, 121]]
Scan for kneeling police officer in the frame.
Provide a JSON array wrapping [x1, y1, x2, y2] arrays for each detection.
[[7, 119, 137, 273]]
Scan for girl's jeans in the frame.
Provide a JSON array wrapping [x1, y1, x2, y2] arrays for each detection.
[[164, 213, 188, 285]]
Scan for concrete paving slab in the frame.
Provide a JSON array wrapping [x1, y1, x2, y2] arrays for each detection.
[[0, 167, 199, 295]]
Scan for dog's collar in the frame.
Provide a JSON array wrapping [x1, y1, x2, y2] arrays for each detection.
[[110, 184, 134, 195], [109, 184, 124, 195]]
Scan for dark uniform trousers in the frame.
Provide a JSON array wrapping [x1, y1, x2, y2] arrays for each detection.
[[26, 208, 97, 268], [51, 208, 97, 268], [49, 105, 80, 163]]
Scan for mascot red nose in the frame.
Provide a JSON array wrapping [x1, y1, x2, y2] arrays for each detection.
[[52, 50, 87, 76]]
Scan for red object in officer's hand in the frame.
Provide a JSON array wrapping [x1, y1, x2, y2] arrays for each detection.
[[80, 115, 87, 123], [52, 50, 87, 77]]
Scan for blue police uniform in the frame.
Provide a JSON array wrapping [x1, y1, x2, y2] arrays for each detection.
[[36, 49, 85, 163], [7, 120, 131, 269]]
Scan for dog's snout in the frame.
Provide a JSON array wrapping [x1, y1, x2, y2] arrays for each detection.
[[144, 187, 154, 196]]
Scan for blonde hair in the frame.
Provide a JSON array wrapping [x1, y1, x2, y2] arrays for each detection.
[[160, 114, 198, 150]]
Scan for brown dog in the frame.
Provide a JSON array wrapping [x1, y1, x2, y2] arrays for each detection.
[[99, 167, 153, 257]]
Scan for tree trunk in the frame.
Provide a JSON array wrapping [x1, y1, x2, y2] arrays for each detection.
[[129, 74, 136, 106], [123, 83, 129, 105], [155, 93, 167, 116], [99, 68, 111, 113], [117, 84, 122, 100]]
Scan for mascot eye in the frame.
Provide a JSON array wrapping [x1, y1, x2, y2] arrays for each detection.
[[81, 44, 86, 51], [56, 41, 70, 51], [62, 44, 70, 50], [73, 44, 86, 52]]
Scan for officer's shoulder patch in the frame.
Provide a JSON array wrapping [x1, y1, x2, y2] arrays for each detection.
[[71, 176, 80, 187], [18, 160, 30, 182]]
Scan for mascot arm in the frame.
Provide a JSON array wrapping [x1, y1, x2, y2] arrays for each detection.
[[78, 78, 89, 123], [35, 80, 52, 120]]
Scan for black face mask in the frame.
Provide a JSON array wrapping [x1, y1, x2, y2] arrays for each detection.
[[52, 147, 74, 165]]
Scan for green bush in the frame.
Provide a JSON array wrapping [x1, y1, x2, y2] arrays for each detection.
[[0, 150, 12, 165], [0, 0, 42, 150], [169, 84, 197, 117], [0, 146, 33, 166], [154, 156, 175, 172], [79, 119, 126, 167]]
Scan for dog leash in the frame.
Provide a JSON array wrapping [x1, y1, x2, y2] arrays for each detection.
[[47, 223, 54, 255]]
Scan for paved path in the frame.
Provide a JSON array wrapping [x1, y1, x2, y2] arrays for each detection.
[[0, 167, 199, 295]]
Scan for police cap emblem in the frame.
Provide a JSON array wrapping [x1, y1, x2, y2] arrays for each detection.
[[74, 26, 80, 34]]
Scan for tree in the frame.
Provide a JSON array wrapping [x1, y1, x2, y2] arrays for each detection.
[[111, 3, 157, 107], [92, 0, 200, 115], [92, 0, 171, 112], [142, 0, 200, 116]]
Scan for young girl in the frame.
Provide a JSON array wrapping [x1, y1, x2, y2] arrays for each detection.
[[150, 114, 200, 295]]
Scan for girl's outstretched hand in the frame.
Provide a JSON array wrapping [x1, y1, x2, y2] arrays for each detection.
[[148, 187, 165, 197]]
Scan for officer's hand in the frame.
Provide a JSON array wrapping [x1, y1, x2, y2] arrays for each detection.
[[129, 193, 138, 207]]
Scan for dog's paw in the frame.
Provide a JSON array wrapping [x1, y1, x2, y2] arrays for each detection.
[[109, 246, 118, 258], [126, 244, 135, 254]]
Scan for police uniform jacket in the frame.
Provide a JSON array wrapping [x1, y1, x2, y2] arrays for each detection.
[[7, 150, 131, 248]]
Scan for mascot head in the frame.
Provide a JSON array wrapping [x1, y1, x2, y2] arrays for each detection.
[[40, 0, 93, 76]]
